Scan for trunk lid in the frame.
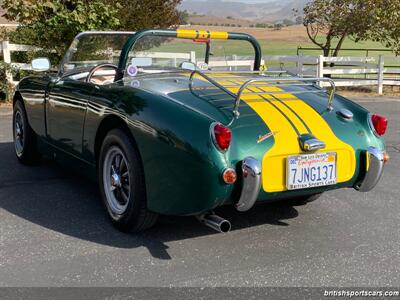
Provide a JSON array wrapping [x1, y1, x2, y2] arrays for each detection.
[[126, 72, 357, 193]]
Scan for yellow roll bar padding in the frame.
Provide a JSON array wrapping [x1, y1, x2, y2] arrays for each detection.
[[176, 29, 228, 40]]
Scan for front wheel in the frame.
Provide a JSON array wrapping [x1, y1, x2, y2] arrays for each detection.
[[13, 100, 40, 164], [98, 129, 158, 232]]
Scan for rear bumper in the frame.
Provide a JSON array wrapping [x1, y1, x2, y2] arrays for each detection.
[[235, 147, 386, 211], [235, 157, 261, 212], [354, 147, 386, 192]]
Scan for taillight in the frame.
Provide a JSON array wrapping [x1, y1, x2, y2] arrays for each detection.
[[212, 123, 231, 151], [370, 114, 388, 136]]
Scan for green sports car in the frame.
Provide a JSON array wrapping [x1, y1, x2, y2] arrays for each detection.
[[12, 29, 389, 233]]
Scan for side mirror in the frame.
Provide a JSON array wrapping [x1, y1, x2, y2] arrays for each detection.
[[31, 58, 50, 72], [181, 62, 196, 71]]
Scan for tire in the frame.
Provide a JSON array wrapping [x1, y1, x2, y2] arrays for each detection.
[[98, 128, 158, 232], [13, 100, 40, 164], [287, 193, 323, 206]]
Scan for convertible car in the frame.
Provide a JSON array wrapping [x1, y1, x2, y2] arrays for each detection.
[[13, 29, 389, 233]]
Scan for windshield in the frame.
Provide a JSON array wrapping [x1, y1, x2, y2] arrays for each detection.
[[124, 35, 257, 77], [60, 32, 134, 76]]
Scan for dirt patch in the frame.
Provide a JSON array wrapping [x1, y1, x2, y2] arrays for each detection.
[[336, 86, 400, 98], [0, 102, 12, 108]]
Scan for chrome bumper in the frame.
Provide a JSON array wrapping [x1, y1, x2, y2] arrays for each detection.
[[355, 147, 386, 192], [235, 157, 261, 212]]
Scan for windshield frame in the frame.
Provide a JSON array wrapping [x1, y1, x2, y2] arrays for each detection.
[[58, 31, 136, 77]]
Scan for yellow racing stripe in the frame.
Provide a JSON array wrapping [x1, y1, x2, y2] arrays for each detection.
[[212, 76, 356, 192]]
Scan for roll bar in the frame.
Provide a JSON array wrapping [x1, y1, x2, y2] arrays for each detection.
[[116, 29, 263, 80]]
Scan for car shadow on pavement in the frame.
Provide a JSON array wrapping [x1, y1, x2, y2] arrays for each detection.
[[0, 142, 299, 260]]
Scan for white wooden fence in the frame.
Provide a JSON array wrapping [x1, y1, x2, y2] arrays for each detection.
[[263, 54, 400, 94], [1, 40, 400, 94], [1, 41, 39, 83]]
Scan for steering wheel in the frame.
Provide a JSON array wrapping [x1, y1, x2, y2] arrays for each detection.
[[86, 63, 118, 83]]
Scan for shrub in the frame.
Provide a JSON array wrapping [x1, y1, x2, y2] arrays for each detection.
[[0, 61, 17, 102]]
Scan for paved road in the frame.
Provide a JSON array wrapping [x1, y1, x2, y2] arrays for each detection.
[[0, 98, 399, 287]]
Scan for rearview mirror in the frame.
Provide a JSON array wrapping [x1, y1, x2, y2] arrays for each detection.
[[31, 58, 50, 72]]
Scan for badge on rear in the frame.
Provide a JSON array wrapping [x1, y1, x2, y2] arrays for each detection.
[[257, 131, 278, 144]]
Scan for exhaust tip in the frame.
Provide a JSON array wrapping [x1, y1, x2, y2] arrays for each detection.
[[197, 213, 231, 233], [219, 220, 231, 233]]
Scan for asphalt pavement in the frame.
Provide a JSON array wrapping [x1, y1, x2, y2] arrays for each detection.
[[0, 97, 399, 287]]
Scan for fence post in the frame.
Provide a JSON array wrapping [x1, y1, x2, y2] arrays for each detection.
[[317, 55, 324, 78], [316, 55, 324, 88], [190, 51, 196, 64], [297, 54, 303, 76], [377, 55, 384, 95], [232, 54, 237, 71], [2, 40, 13, 82]]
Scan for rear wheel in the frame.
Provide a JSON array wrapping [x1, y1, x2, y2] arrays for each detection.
[[98, 129, 158, 232], [13, 100, 40, 164], [287, 193, 323, 206]]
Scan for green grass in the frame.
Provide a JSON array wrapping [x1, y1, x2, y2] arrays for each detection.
[[133, 35, 398, 70], [145, 37, 394, 58]]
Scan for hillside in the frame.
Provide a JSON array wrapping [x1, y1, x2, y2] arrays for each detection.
[[180, 0, 308, 22]]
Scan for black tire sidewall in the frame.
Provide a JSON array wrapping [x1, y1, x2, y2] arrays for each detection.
[[13, 100, 33, 161], [98, 129, 148, 231]]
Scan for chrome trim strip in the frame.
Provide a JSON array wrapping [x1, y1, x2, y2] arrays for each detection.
[[355, 147, 385, 192], [210, 122, 229, 153], [235, 157, 261, 212], [367, 113, 382, 138]]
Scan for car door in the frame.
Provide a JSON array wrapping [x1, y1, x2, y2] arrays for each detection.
[[46, 76, 94, 157]]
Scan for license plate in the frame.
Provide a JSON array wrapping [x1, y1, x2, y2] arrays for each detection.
[[287, 152, 337, 190]]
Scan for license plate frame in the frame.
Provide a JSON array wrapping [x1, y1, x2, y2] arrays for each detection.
[[286, 152, 337, 190]]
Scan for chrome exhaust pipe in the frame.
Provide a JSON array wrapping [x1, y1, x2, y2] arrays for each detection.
[[197, 213, 231, 233]]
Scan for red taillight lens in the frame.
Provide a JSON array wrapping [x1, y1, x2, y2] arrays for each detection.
[[213, 123, 231, 151], [371, 114, 388, 136]]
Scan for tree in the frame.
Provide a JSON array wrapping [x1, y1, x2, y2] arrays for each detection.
[[295, 16, 303, 25], [282, 19, 295, 27], [178, 10, 190, 25], [110, 0, 182, 31], [1, 0, 183, 63], [1, 0, 121, 61], [300, 0, 373, 57], [362, 0, 400, 55], [300, 0, 400, 56]]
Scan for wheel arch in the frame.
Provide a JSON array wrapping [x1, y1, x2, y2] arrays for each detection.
[[94, 114, 140, 166], [13, 90, 24, 107]]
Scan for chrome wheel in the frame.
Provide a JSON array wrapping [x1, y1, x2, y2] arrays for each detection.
[[103, 146, 131, 215], [14, 110, 24, 156]]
